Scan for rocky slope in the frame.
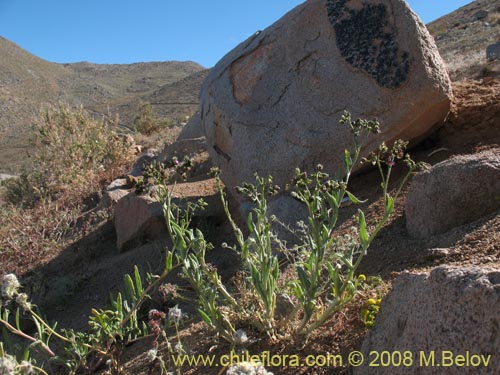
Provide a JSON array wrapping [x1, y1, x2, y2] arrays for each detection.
[[428, 0, 500, 80]]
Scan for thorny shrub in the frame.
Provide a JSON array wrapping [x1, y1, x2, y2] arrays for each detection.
[[0, 105, 136, 275], [133, 102, 173, 136]]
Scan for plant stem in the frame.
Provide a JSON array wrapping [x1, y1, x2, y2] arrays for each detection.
[[32, 365, 49, 375], [0, 318, 55, 357], [28, 309, 71, 344]]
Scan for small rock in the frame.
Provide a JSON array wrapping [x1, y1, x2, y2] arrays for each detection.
[[423, 248, 451, 260], [99, 178, 129, 209], [486, 42, 500, 61]]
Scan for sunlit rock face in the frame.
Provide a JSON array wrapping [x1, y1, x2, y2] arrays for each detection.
[[200, 0, 452, 197]]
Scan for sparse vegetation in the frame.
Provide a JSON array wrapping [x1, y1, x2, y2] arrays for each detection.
[[0, 36, 205, 172], [0, 112, 421, 374], [158, 112, 424, 344], [133, 102, 174, 135], [428, 0, 500, 80], [1, 1, 500, 373]]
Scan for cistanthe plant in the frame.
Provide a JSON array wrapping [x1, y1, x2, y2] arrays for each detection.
[[0, 256, 179, 374], [286, 112, 426, 335], [160, 110, 425, 341], [157, 184, 237, 343], [219, 175, 282, 338]]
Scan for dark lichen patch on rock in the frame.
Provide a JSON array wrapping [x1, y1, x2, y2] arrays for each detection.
[[326, 0, 410, 88]]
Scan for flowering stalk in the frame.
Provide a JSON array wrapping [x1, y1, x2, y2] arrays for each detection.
[[0, 317, 56, 357], [219, 176, 281, 338]]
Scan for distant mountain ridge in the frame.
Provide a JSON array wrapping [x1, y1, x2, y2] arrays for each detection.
[[0, 36, 206, 172], [1, 0, 499, 173]]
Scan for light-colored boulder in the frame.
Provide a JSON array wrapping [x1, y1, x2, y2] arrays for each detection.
[[405, 148, 500, 238], [157, 137, 206, 164], [177, 111, 204, 141], [114, 179, 223, 251], [99, 178, 130, 209], [200, 0, 452, 195], [355, 266, 500, 374]]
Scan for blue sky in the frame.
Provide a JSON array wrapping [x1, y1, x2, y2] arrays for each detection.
[[0, 0, 471, 68]]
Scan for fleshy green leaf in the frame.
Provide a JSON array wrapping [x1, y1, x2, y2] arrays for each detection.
[[344, 149, 353, 170], [124, 274, 136, 300], [134, 266, 143, 295], [346, 191, 367, 204], [198, 309, 213, 327], [358, 210, 369, 246], [385, 194, 394, 217], [297, 267, 311, 291]]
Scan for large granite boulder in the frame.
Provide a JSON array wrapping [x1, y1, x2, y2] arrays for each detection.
[[405, 148, 500, 238], [200, 0, 452, 195], [355, 266, 500, 374]]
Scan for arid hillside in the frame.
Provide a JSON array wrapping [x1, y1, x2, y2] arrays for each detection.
[[428, 0, 500, 80], [1, 0, 499, 174], [1, 1, 500, 374], [0, 36, 206, 173]]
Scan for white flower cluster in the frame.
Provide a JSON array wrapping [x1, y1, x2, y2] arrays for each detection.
[[233, 329, 249, 345], [1, 274, 32, 313], [226, 362, 273, 375], [1, 274, 20, 299], [19, 361, 34, 375], [0, 356, 15, 375], [15, 294, 31, 311], [167, 305, 182, 324]]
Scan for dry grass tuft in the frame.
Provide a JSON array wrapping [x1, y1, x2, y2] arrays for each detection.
[[0, 105, 137, 276]]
